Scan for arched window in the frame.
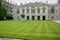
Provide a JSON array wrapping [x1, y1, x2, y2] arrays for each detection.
[[26, 9, 29, 14], [31, 9, 35, 13], [31, 6, 35, 14], [37, 8, 40, 13], [51, 7, 55, 13], [42, 7, 46, 13]]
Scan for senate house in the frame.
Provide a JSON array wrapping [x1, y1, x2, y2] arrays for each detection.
[[2, 0, 60, 20]]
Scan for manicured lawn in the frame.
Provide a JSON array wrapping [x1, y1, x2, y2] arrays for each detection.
[[0, 20, 60, 40]]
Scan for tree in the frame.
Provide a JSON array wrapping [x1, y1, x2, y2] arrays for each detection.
[[20, 14, 26, 21], [0, 0, 2, 6], [21, 14, 25, 18], [0, 0, 7, 20]]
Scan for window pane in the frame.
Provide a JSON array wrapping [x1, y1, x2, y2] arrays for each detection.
[[51, 7, 55, 13], [43, 8, 46, 13], [22, 9, 25, 13], [37, 9, 40, 13], [31, 9, 35, 13], [26, 9, 29, 13], [17, 10, 19, 14]]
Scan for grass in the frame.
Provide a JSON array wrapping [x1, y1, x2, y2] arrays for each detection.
[[0, 20, 60, 40]]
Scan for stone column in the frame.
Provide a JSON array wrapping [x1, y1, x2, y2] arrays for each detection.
[[35, 16, 37, 20], [40, 7, 42, 14], [12, 8, 14, 19], [20, 8, 22, 14], [45, 7, 48, 20], [19, 8, 22, 19], [25, 7, 27, 20], [35, 7, 37, 20], [13, 8, 17, 20], [29, 7, 32, 20], [40, 7, 43, 20], [46, 15, 48, 20], [40, 16, 42, 20], [55, 7, 57, 15], [35, 7, 37, 15], [46, 7, 48, 14]]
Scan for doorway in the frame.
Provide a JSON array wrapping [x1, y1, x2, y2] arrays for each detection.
[[32, 16, 35, 20], [27, 16, 29, 20], [37, 16, 40, 20], [43, 16, 45, 20]]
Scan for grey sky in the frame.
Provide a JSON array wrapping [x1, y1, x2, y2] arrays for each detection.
[[6, 0, 58, 5]]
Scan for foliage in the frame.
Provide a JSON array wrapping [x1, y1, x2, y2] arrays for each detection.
[[0, 7, 7, 17], [0, 0, 7, 20], [21, 14, 25, 18]]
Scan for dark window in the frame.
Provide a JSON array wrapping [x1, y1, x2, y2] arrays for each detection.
[[43, 8, 46, 13], [56, 10, 57, 13], [17, 10, 19, 14], [51, 7, 55, 13], [22, 9, 25, 13], [31, 9, 35, 13], [37, 9, 40, 13], [26, 9, 29, 13]]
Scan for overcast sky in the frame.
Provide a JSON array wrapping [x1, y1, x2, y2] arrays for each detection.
[[6, 0, 58, 5]]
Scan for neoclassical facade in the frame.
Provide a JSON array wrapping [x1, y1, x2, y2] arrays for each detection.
[[2, 0, 60, 20], [17, 4, 49, 20]]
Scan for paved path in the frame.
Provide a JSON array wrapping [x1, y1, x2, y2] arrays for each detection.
[[55, 21, 60, 23], [0, 38, 23, 40]]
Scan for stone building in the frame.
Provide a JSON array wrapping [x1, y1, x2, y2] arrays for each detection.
[[2, 0, 60, 20]]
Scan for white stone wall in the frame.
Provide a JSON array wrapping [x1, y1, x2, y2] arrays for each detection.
[[6, 2, 60, 21], [2, 0, 60, 21], [18, 6, 49, 20]]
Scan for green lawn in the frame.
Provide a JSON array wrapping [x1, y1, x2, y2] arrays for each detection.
[[0, 20, 60, 40]]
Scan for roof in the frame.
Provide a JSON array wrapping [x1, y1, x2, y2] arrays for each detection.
[[19, 2, 52, 7]]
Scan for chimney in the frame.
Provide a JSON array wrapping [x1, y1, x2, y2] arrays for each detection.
[[30, 2, 31, 4], [41, 1, 42, 3], [46, 1, 48, 3], [35, 1, 37, 3], [58, 0, 60, 3]]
